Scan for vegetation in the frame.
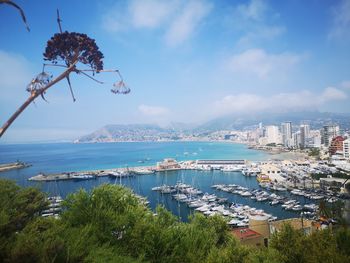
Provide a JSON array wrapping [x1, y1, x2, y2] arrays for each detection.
[[1, 179, 350, 262], [311, 172, 350, 180], [308, 148, 320, 158]]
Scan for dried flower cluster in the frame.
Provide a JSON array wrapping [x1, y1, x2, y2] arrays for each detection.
[[43, 31, 104, 72]]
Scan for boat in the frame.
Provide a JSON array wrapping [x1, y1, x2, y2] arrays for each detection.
[[71, 174, 95, 180], [240, 191, 252, 197], [269, 200, 280, 206], [132, 169, 154, 175]]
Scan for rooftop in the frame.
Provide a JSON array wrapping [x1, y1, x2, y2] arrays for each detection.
[[231, 228, 262, 240]]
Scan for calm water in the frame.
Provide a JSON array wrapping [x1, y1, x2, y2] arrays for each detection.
[[0, 141, 309, 221]]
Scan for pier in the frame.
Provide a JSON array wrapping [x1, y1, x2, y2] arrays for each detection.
[[0, 161, 31, 172], [28, 165, 157, 181], [28, 159, 250, 182]]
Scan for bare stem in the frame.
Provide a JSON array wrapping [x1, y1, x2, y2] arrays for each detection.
[[0, 58, 78, 138]]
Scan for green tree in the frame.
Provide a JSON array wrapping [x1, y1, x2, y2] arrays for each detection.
[[269, 224, 306, 263], [0, 179, 47, 260]]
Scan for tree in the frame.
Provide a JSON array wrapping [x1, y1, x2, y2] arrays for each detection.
[[0, 10, 130, 138], [269, 224, 306, 263], [0, 179, 47, 260]]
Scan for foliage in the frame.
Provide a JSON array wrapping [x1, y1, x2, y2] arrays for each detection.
[[0, 179, 47, 261], [311, 172, 350, 180], [1, 179, 350, 263], [308, 148, 320, 158]]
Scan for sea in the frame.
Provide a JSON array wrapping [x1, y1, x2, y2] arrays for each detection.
[[0, 141, 312, 221]]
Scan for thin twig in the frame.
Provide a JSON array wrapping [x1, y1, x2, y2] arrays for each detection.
[[43, 63, 68, 68], [57, 9, 63, 33], [78, 71, 104, 84], [66, 76, 76, 102]]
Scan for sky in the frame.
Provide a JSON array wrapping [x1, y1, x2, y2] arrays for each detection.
[[0, 0, 350, 142]]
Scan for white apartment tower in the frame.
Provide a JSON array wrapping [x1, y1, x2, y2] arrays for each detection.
[[266, 125, 280, 144], [300, 124, 310, 148], [343, 138, 350, 160], [322, 125, 340, 147], [281, 122, 292, 147]]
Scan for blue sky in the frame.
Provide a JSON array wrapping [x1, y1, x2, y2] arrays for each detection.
[[0, 0, 350, 142]]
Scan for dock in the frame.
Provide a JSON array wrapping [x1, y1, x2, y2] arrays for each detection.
[[0, 161, 31, 172], [28, 159, 250, 182], [28, 166, 157, 182]]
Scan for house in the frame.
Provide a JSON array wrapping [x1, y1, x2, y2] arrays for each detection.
[[270, 218, 315, 235], [231, 228, 264, 247]]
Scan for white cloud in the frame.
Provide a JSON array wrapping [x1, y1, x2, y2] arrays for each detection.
[[0, 50, 33, 101], [129, 0, 175, 29], [237, 25, 285, 47], [230, 0, 284, 47], [164, 0, 212, 46], [340, 80, 350, 89], [212, 87, 347, 116], [236, 0, 267, 21], [138, 104, 169, 116], [0, 50, 32, 90], [329, 0, 350, 41], [226, 49, 301, 78], [101, 0, 212, 46]]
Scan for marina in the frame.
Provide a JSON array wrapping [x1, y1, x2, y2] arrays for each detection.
[[0, 142, 348, 223]]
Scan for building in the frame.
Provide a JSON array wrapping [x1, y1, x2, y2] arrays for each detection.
[[270, 218, 315, 235], [329, 136, 345, 156], [156, 158, 181, 171], [281, 122, 292, 147], [300, 124, 310, 148], [293, 131, 301, 148], [260, 164, 281, 175], [309, 130, 321, 148], [321, 125, 340, 147], [231, 228, 264, 247], [265, 125, 280, 145], [320, 177, 348, 192], [343, 138, 350, 160]]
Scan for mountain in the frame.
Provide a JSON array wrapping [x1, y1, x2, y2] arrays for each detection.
[[75, 124, 180, 143], [195, 111, 350, 131], [76, 111, 350, 143]]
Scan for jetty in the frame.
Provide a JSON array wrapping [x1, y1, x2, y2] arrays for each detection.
[[28, 159, 249, 182], [28, 166, 157, 182], [0, 161, 31, 172]]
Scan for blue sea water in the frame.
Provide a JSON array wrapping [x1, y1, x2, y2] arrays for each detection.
[[0, 141, 309, 221]]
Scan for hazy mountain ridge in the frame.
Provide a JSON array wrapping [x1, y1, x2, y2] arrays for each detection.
[[195, 111, 350, 132], [77, 124, 179, 143], [76, 112, 350, 142]]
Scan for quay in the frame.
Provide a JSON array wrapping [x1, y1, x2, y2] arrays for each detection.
[[28, 165, 157, 181], [28, 159, 248, 182], [0, 161, 31, 172]]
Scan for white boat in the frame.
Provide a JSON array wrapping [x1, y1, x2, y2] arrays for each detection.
[[222, 165, 242, 172], [132, 169, 155, 175], [71, 174, 95, 180], [292, 205, 303, 211], [240, 191, 252, 197]]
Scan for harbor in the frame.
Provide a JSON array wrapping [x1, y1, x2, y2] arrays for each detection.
[[1, 143, 349, 223]]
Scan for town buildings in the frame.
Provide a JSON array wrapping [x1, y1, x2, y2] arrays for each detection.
[[343, 138, 350, 160], [281, 122, 292, 147], [321, 125, 340, 147]]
